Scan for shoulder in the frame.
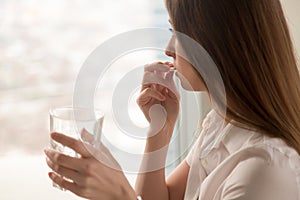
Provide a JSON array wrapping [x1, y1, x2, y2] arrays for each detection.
[[222, 143, 300, 200]]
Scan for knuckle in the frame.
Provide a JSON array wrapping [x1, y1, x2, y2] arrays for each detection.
[[53, 152, 60, 162], [83, 177, 93, 186], [144, 88, 152, 93], [54, 174, 61, 184], [54, 164, 61, 173], [136, 97, 144, 106], [71, 140, 79, 148], [56, 154, 64, 163], [61, 179, 68, 189], [72, 140, 83, 152], [154, 61, 163, 65], [47, 158, 54, 168], [136, 95, 141, 102], [60, 179, 65, 187], [85, 163, 95, 174], [137, 91, 147, 101], [136, 98, 140, 104]]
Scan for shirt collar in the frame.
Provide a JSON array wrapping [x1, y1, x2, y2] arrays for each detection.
[[199, 109, 259, 158], [221, 125, 259, 154]]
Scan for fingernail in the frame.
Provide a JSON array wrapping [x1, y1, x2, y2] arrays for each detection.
[[51, 132, 59, 138]]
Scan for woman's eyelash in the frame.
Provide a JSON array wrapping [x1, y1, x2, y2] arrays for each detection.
[[169, 28, 173, 33]]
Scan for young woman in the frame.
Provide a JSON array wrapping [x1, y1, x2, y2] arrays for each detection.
[[45, 0, 300, 199]]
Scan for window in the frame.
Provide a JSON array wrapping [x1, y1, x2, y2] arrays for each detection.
[[0, 0, 299, 199]]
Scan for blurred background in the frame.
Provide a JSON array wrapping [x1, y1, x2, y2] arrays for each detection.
[[0, 0, 299, 199]]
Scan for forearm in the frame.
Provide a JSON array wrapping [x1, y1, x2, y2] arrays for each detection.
[[135, 165, 169, 200], [135, 127, 174, 200]]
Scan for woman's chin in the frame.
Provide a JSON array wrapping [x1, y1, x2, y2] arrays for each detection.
[[175, 73, 195, 91], [180, 81, 207, 92]]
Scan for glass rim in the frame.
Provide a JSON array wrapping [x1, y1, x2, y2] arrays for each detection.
[[49, 106, 104, 121]]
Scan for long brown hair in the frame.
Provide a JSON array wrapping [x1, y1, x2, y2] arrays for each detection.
[[166, 0, 300, 153]]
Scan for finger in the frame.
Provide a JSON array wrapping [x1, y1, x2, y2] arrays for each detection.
[[50, 132, 91, 157], [165, 70, 175, 81], [142, 62, 175, 91], [46, 157, 86, 186], [142, 72, 178, 98], [167, 88, 180, 100], [144, 63, 170, 72], [141, 83, 152, 91], [81, 128, 94, 144], [164, 71, 180, 99], [143, 71, 177, 89], [48, 172, 88, 198], [164, 62, 174, 67], [81, 128, 103, 152], [155, 69, 165, 78], [160, 85, 179, 102], [156, 83, 165, 94], [137, 88, 166, 104], [45, 149, 85, 171], [142, 71, 169, 86]]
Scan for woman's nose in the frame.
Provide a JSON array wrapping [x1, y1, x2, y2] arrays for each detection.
[[165, 36, 176, 59], [165, 49, 176, 59]]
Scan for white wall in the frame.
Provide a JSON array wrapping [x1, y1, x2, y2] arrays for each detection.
[[282, 0, 300, 65]]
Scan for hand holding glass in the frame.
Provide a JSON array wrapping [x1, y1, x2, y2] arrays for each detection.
[[49, 107, 104, 190]]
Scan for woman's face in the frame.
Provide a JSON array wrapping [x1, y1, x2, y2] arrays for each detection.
[[165, 23, 207, 92]]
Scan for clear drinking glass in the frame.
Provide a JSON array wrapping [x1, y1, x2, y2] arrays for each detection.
[[49, 106, 104, 190]]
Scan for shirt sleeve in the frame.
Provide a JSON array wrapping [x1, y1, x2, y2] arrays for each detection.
[[221, 157, 298, 200], [185, 142, 196, 166]]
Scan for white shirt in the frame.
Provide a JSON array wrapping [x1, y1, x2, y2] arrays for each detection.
[[184, 109, 300, 200]]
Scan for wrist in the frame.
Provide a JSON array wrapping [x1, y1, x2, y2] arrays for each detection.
[[119, 186, 137, 200], [146, 125, 174, 152]]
